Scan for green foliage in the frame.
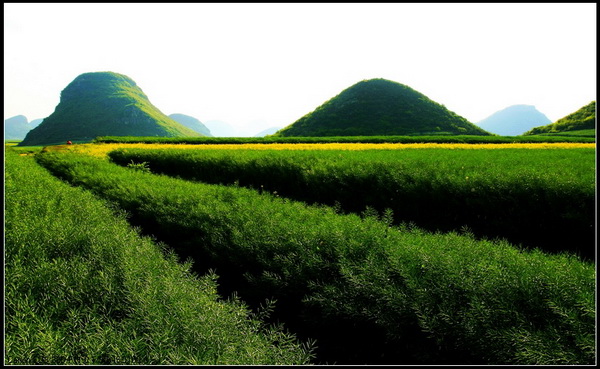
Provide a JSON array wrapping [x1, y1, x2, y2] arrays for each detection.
[[525, 101, 596, 135], [35, 150, 596, 364], [93, 134, 595, 144], [5, 140, 23, 145], [108, 147, 596, 260], [5, 149, 313, 365], [126, 160, 151, 173], [19, 72, 202, 147], [534, 129, 595, 138], [273, 79, 492, 137]]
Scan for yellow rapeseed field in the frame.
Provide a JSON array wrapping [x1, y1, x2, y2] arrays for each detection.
[[55, 142, 596, 158]]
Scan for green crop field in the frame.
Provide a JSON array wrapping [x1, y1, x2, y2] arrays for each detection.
[[4, 141, 597, 365], [94, 134, 595, 144], [5, 149, 313, 365], [108, 145, 595, 260], [534, 129, 596, 137]]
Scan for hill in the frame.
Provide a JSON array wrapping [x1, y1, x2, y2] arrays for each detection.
[[4, 115, 30, 140], [524, 101, 596, 135], [169, 113, 213, 136], [475, 105, 551, 136], [20, 72, 203, 146], [204, 120, 238, 137], [254, 127, 282, 137], [29, 118, 44, 128], [273, 78, 491, 137], [5, 116, 45, 140]]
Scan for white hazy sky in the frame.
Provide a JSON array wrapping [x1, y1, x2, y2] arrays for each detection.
[[4, 2, 597, 136]]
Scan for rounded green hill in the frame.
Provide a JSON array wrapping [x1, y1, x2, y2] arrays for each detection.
[[524, 101, 596, 135], [19, 72, 203, 146], [274, 78, 491, 137]]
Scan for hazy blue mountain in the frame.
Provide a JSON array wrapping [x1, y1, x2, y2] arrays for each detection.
[[254, 127, 282, 137], [204, 120, 238, 137], [169, 113, 213, 136], [5, 115, 30, 140], [5, 116, 46, 140], [476, 105, 552, 136], [29, 118, 44, 128], [20, 71, 202, 146]]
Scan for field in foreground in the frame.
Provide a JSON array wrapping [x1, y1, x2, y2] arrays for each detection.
[[8, 141, 594, 365], [5, 148, 313, 365]]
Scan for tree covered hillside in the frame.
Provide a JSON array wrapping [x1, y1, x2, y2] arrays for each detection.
[[524, 101, 596, 135], [274, 79, 491, 137], [20, 72, 203, 146]]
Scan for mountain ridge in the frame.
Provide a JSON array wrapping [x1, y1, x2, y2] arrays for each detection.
[[5, 115, 30, 140], [475, 105, 552, 136], [524, 101, 596, 135], [5, 116, 45, 140], [20, 71, 203, 146], [274, 78, 491, 137], [169, 113, 212, 136]]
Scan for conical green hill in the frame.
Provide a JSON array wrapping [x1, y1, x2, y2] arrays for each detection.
[[274, 78, 491, 137], [524, 101, 596, 135], [20, 72, 203, 146]]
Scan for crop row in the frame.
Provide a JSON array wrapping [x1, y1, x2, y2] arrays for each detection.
[[5, 149, 313, 365], [93, 134, 596, 145], [35, 149, 596, 365], [108, 146, 596, 260]]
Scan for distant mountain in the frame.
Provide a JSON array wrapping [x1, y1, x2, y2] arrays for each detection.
[[169, 113, 212, 136], [524, 101, 596, 135], [475, 105, 551, 136], [5, 116, 46, 140], [29, 119, 44, 128], [254, 127, 282, 137], [273, 78, 491, 137], [5, 115, 30, 140], [204, 120, 238, 137], [20, 72, 203, 146]]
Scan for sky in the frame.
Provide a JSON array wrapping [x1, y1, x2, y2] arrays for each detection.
[[4, 2, 597, 136]]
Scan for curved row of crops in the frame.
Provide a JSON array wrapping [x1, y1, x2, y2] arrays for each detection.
[[107, 146, 596, 260], [5, 149, 313, 365], [32, 148, 596, 365]]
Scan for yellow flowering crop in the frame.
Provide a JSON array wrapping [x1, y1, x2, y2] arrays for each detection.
[[52, 142, 595, 159]]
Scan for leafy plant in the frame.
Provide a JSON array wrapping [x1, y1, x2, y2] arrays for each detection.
[[126, 160, 151, 173]]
